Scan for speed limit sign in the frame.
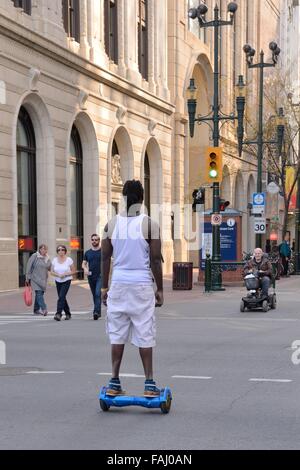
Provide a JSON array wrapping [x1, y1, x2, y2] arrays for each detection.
[[254, 218, 266, 234]]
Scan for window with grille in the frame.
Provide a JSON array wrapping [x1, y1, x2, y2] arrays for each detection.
[[138, 0, 148, 80], [104, 0, 118, 64], [62, 0, 80, 43], [12, 0, 31, 15]]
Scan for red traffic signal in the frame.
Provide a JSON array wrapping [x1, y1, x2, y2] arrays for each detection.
[[219, 199, 230, 212]]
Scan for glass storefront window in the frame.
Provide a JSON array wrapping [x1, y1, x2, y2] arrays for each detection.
[[69, 125, 83, 279], [17, 107, 37, 286]]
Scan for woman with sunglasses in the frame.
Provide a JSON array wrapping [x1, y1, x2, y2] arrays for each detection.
[[51, 245, 76, 321]]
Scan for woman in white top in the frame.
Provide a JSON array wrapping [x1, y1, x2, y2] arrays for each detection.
[[51, 245, 76, 321]]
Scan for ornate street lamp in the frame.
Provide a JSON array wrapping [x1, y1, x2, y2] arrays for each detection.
[[242, 41, 282, 248], [187, 2, 243, 291]]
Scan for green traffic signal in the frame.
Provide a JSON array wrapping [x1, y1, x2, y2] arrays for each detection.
[[209, 158, 218, 178]]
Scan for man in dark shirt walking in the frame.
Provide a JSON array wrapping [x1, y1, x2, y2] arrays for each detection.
[[82, 234, 102, 320]]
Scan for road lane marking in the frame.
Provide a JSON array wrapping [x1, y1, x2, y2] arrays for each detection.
[[249, 378, 292, 383], [160, 316, 300, 322], [26, 371, 65, 375], [97, 373, 145, 378], [172, 375, 212, 380]]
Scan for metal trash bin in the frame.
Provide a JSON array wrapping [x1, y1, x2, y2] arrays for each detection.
[[172, 262, 193, 290]]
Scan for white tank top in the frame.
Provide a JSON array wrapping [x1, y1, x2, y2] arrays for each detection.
[[111, 214, 153, 284]]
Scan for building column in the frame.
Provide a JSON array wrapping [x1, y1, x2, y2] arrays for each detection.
[[124, 0, 141, 84], [80, 0, 90, 58], [88, 0, 104, 64], [31, 0, 66, 41], [173, 114, 189, 262], [155, 0, 169, 99], [117, 0, 127, 77], [147, 0, 156, 93]]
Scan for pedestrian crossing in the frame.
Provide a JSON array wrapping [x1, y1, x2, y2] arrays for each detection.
[[0, 312, 90, 327]]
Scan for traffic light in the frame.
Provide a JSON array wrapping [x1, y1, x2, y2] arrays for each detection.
[[205, 147, 223, 183], [192, 187, 205, 212], [219, 199, 230, 212]]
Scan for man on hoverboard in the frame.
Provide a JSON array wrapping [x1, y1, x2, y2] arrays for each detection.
[[101, 180, 163, 398]]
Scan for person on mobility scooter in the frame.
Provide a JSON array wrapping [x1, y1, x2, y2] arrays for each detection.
[[241, 248, 276, 312]]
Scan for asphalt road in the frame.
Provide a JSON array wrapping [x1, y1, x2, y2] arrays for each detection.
[[0, 277, 300, 450]]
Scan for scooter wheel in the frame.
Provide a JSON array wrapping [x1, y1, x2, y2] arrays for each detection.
[[271, 294, 277, 310], [240, 301, 245, 313], [160, 391, 172, 414], [99, 399, 110, 412], [262, 300, 269, 312]]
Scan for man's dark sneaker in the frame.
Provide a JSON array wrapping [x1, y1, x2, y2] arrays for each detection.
[[93, 313, 101, 320], [106, 378, 125, 397], [65, 313, 71, 320], [33, 310, 41, 315], [144, 379, 161, 397], [54, 313, 62, 321]]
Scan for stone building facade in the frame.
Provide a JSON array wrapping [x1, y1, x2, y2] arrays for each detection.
[[0, 0, 173, 290], [0, 0, 281, 291]]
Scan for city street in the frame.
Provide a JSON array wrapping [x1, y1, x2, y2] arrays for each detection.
[[1, 276, 300, 450]]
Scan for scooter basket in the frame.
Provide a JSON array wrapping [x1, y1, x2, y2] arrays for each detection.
[[245, 276, 259, 290]]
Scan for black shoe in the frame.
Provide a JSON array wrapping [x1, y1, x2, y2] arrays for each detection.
[[93, 313, 101, 320], [65, 313, 71, 320], [54, 313, 62, 321]]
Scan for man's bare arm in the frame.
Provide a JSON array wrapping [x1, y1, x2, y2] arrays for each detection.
[[149, 220, 163, 306], [101, 223, 113, 290]]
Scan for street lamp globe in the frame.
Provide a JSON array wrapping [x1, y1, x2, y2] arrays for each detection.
[[187, 78, 197, 101], [227, 2, 238, 14], [197, 3, 208, 16], [236, 75, 246, 98], [269, 41, 278, 51], [274, 46, 281, 56], [188, 8, 197, 19], [243, 44, 252, 54]]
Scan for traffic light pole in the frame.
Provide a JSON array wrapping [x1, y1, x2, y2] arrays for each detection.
[[187, 3, 243, 291], [256, 51, 265, 249], [212, 7, 222, 290]]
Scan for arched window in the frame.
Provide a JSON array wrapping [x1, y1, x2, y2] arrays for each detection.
[[104, 0, 118, 63], [144, 152, 150, 215], [69, 125, 84, 278], [17, 107, 37, 286], [62, 0, 80, 43], [138, 0, 148, 79], [13, 0, 31, 15]]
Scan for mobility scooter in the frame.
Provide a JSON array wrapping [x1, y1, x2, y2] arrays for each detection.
[[240, 271, 277, 312]]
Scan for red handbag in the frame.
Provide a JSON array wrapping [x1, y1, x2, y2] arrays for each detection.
[[23, 283, 32, 307]]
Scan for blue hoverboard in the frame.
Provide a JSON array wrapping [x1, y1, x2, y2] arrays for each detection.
[[98, 386, 172, 414]]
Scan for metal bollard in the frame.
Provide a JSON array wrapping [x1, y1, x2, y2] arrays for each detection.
[[205, 254, 212, 293]]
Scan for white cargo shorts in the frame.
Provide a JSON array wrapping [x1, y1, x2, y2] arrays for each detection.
[[106, 283, 156, 348]]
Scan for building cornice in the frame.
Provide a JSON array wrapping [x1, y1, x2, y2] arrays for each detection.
[[0, 13, 174, 116]]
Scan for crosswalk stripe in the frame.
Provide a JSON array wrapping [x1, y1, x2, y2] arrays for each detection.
[[0, 311, 91, 327]]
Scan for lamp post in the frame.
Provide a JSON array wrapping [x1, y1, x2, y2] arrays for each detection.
[[287, 93, 300, 274], [242, 42, 282, 248], [187, 2, 245, 291]]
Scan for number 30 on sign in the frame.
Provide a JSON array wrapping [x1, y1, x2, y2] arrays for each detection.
[[254, 219, 266, 234]]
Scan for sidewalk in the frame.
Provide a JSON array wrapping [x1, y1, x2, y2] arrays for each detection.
[[0, 271, 297, 315], [0, 270, 202, 315]]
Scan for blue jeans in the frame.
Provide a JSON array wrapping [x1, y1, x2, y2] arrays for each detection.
[[55, 280, 71, 315], [34, 291, 47, 313], [88, 277, 101, 314]]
